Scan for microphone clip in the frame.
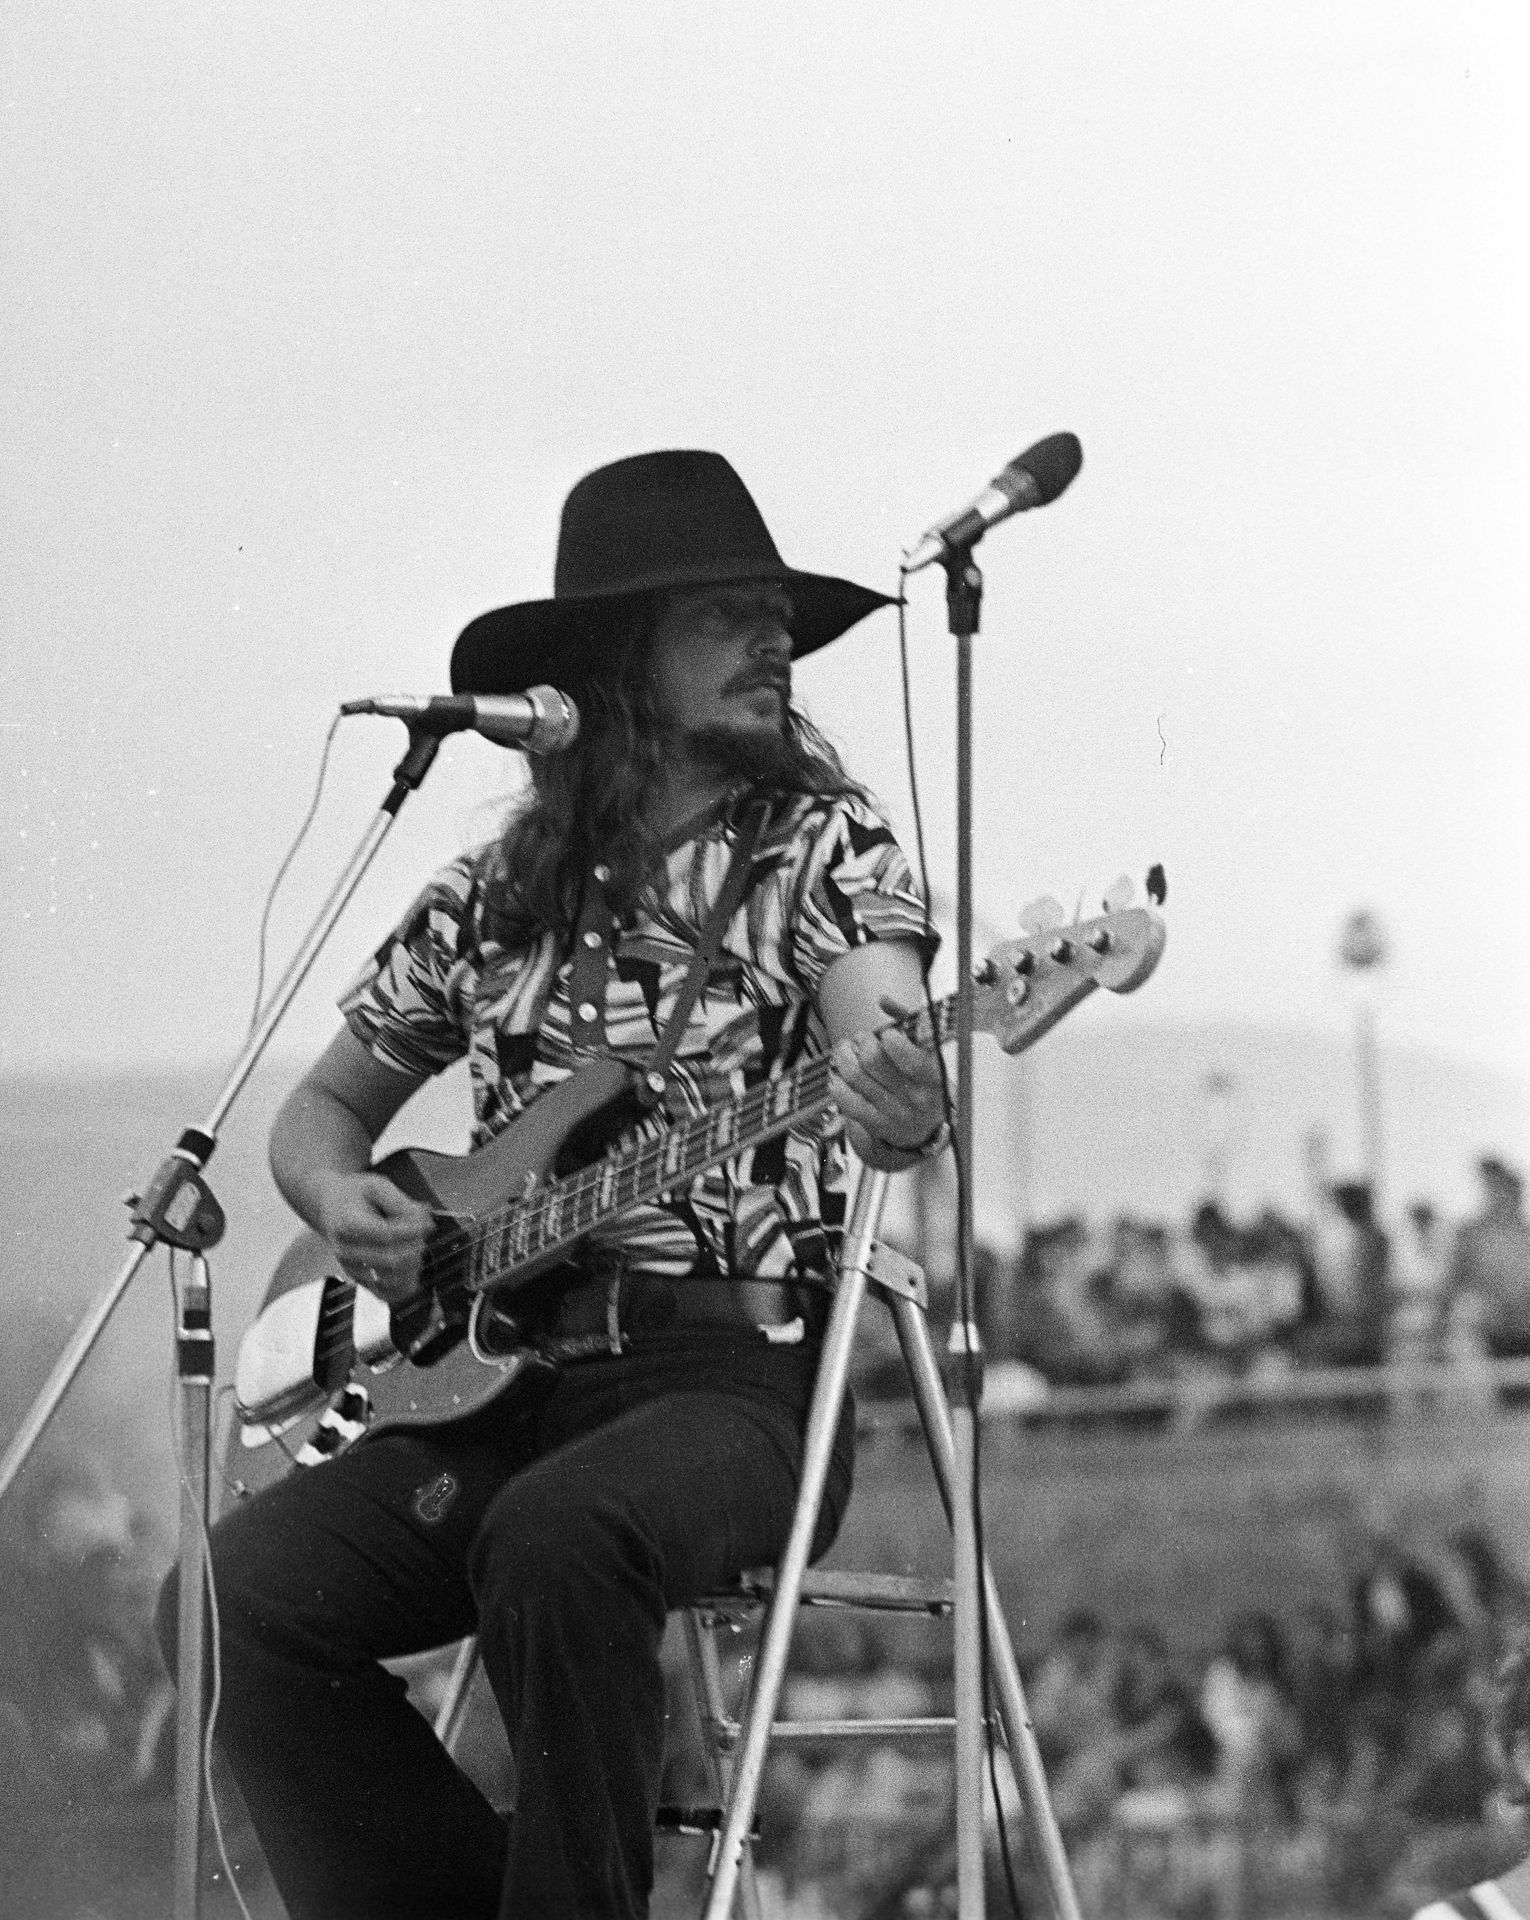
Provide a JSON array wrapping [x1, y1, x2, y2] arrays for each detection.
[[942, 550, 985, 640], [391, 726, 449, 796]]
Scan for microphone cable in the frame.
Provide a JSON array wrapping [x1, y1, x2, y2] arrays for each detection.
[[163, 1249, 259, 1920], [246, 708, 344, 1036], [894, 587, 1027, 1920]]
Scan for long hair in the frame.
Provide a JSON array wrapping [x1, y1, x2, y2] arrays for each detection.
[[1496, 1639, 1530, 1803], [481, 596, 869, 949]]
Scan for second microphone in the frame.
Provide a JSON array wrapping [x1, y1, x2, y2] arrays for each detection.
[[340, 685, 581, 753]]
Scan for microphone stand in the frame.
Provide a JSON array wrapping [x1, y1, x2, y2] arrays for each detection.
[[938, 549, 989, 1920], [0, 722, 448, 1920], [932, 548, 1083, 1920]]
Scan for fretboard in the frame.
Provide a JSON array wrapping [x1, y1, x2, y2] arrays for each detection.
[[467, 995, 958, 1292]]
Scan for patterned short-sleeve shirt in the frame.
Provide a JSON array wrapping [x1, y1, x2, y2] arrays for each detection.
[[339, 789, 934, 1283]]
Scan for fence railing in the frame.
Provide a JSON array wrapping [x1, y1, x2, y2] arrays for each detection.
[[859, 1353, 1530, 1433]]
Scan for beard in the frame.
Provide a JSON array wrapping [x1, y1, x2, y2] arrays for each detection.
[[676, 715, 802, 790]]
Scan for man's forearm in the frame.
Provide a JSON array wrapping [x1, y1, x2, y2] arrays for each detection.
[[269, 1082, 378, 1232]]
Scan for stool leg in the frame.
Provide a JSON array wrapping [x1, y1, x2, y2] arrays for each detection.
[[697, 1166, 885, 1920], [681, 1610, 765, 1920], [890, 1290, 1085, 1920]]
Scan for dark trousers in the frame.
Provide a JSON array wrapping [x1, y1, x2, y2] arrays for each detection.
[[157, 1329, 853, 1920]]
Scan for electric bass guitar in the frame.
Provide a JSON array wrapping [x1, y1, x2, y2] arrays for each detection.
[[233, 890, 1165, 1458]]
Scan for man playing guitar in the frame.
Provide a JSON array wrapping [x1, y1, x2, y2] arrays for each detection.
[[158, 450, 949, 1920]]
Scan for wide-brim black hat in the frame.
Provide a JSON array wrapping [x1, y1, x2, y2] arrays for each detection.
[[451, 450, 896, 695]]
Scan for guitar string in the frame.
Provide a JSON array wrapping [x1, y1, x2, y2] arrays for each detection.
[[413, 1027, 854, 1287], [401, 911, 1114, 1301], [411, 1044, 841, 1294], [411, 987, 970, 1293], [410, 998, 955, 1297], [400, 912, 1122, 1305]]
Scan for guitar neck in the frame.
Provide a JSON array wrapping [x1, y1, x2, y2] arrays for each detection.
[[469, 997, 957, 1290]]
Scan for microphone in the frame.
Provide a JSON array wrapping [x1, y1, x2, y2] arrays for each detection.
[[340, 685, 580, 753], [901, 432, 1083, 575]]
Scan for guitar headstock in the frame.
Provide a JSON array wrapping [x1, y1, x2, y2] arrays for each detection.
[[973, 881, 1166, 1057]]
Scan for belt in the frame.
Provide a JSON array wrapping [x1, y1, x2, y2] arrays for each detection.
[[536, 1271, 829, 1357]]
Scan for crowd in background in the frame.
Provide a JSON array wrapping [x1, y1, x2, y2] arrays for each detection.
[[1020, 1522, 1530, 1919], [947, 1153, 1530, 1400], [738, 1522, 1530, 1919], [4, 1147, 1530, 1916], [13, 1451, 1530, 1918], [0, 1459, 174, 1822]]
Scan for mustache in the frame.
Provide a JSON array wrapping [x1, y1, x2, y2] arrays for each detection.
[[723, 663, 792, 695]]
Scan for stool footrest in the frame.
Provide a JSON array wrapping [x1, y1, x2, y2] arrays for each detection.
[[700, 1567, 956, 1618], [768, 1715, 963, 1744], [708, 1713, 1000, 1750]]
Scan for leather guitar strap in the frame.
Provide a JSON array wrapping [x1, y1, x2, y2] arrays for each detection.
[[567, 797, 769, 1111], [546, 798, 771, 1349]]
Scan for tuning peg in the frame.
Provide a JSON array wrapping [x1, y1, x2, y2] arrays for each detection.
[[1018, 896, 1065, 934], [1103, 874, 1135, 912]]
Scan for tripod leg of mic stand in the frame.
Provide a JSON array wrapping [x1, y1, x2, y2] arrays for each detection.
[[173, 1256, 215, 1920], [951, 1391, 985, 1920], [0, 1242, 155, 1505], [893, 1293, 1084, 1920]]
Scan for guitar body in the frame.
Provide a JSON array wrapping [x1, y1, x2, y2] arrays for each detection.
[[380, 1051, 639, 1239], [233, 1055, 642, 1459]]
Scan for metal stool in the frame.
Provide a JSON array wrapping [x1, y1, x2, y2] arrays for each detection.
[[434, 1161, 1083, 1920]]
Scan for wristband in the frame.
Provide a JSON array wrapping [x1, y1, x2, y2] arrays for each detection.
[[872, 1118, 952, 1160]]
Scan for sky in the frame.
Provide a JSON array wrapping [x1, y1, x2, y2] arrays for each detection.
[[4, 1, 1528, 1129]]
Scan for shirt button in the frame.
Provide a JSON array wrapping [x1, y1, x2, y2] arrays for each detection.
[[582, 930, 602, 948], [577, 1001, 599, 1023]]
